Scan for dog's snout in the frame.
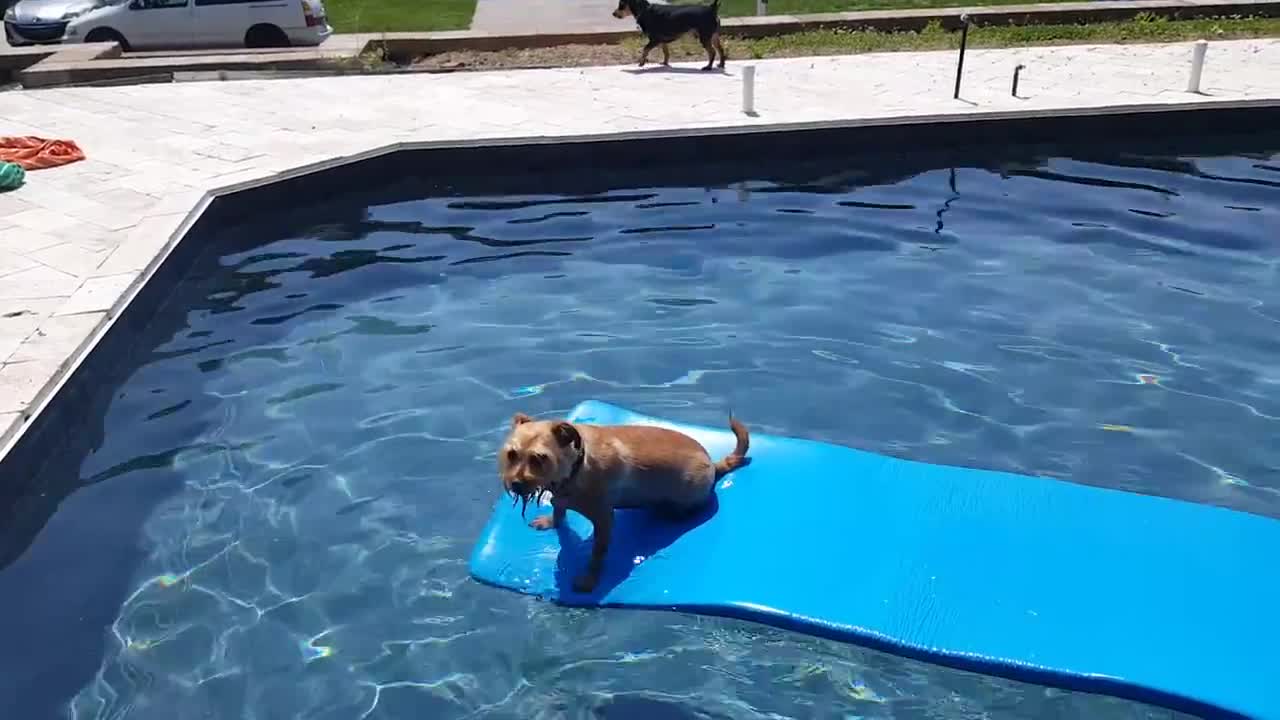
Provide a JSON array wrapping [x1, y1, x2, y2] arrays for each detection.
[[611, 9, 623, 17], [511, 480, 528, 495]]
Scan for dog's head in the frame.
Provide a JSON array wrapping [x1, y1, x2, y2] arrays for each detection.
[[498, 413, 583, 499], [612, 0, 642, 19]]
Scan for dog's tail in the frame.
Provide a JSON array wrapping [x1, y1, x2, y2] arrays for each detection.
[[714, 414, 750, 477]]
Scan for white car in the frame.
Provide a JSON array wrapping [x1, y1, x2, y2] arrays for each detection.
[[4, 0, 333, 50]]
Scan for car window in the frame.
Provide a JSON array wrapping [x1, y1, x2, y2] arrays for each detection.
[[135, 0, 188, 9]]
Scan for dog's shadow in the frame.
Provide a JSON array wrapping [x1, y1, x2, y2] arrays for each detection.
[[552, 492, 719, 602], [622, 66, 727, 75]]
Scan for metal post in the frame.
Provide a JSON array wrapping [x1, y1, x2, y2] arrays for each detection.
[[1186, 40, 1208, 93], [1011, 63, 1024, 97], [756, 0, 767, 16], [953, 14, 970, 100], [742, 65, 757, 115]]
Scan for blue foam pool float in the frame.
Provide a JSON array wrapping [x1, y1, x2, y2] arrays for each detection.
[[469, 400, 1280, 719]]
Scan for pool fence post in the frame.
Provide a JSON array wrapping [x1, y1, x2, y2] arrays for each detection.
[[756, 0, 767, 15], [953, 14, 971, 100], [1186, 40, 1208, 93], [1011, 63, 1025, 97], [742, 65, 757, 115]]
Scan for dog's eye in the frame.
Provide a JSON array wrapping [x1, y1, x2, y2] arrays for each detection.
[[505, 449, 518, 462], [528, 454, 546, 470]]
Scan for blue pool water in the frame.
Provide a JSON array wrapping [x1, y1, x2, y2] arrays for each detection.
[[3, 135, 1279, 720]]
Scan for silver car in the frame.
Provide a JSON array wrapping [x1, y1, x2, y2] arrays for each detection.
[[4, 0, 115, 45], [4, 0, 331, 50]]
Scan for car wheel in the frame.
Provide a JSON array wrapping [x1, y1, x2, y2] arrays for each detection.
[[84, 27, 131, 52], [244, 24, 289, 49]]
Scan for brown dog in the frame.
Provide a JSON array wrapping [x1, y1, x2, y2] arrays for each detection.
[[498, 412, 749, 593]]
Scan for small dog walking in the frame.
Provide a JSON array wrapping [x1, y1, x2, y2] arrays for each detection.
[[612, 0, 727, 71], [498, 412, 750, 593]]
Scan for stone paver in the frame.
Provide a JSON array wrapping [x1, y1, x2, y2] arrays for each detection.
[[0, 264, 80, 302], [0, 358, 51, 415], [55, 272, 139, 316], [7, 310, 103, 362], [0, 39, 1278, 451], [0, 297, 61, 360]]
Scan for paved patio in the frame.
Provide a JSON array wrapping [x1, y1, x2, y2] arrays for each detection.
[[1, 38, 1279, 454]]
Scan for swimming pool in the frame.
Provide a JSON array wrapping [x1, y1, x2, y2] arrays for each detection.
[[3, 127, 1278, 720]]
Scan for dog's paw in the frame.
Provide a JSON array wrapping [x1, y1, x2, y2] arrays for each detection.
[[572, 573, 599, 593], [529, 515, 556, 531]]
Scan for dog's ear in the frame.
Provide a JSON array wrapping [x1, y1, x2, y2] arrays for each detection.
[[511, 412, 533, 428], [551, 422, 581, 449]]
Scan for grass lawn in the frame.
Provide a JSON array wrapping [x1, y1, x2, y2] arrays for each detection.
[[714, 0, 1078, 14], [323, 0, 477, 32], [734, 14, 1280, 55]]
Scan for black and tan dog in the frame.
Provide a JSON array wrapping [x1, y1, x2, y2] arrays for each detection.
[[498, 412, 749, 593], [612, 0, 727, 71]]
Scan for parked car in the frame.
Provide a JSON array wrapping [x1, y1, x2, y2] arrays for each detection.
[[3, 0, 332, 50]]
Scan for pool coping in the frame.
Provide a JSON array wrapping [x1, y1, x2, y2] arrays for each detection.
[[2, 92, 1278, 484]]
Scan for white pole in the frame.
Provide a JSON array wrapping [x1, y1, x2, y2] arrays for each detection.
[[756, 0, 767, 16], [742, 65, 756, 115], [1186, 40, 1208, 93]]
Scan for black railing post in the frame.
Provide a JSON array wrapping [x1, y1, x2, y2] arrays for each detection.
[[1011, 63, 1024, 97], [953, 14, 970, 100]]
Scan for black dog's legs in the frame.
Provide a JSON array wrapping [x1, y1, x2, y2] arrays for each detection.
[[638, 38, 660, 67], [714, 32, 726, 68], [661, 43, 671, 66], [698, 30, 717, 71]]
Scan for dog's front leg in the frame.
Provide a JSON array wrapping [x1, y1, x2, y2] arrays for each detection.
[[661, 43, 670, 66], [574, 505, 614, 593], [638, 39, 659, 67], [529, 495, 567, 530]]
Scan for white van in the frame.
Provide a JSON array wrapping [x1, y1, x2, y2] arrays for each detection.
[[4, 0, 332, 50]]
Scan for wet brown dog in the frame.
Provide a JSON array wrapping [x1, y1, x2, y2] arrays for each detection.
[[498, 412, 749, 593]]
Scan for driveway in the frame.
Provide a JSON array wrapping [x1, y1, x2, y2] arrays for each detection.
[[471, 0, 623, 33]]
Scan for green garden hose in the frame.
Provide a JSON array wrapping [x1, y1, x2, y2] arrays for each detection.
[[0, 161, 24, 192]]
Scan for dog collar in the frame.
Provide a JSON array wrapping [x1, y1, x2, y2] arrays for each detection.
[[552, 436, 586, 495]]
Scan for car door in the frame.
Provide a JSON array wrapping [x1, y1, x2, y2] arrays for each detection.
[[119, 0, 194, 49], [189, 0, 249, 48]]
